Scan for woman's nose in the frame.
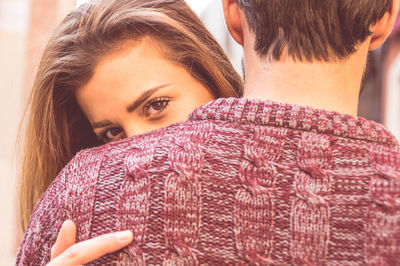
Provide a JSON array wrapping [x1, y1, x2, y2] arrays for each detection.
[[124, 124, 149, 138], [124, 127, 136, 138]]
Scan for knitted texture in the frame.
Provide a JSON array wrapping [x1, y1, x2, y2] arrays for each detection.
[[17, 98, 400, 265]]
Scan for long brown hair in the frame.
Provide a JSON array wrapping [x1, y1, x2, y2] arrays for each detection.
[[19, 0, 243, 231]]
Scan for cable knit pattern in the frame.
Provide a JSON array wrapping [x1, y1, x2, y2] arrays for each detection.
[[115, 143, 155, 265], [164, 124, 212, 265], [17, 98, 400, 265], [163, 141, 202, 265], [234, 126, 286, 264], [291, 133, 334, 265]]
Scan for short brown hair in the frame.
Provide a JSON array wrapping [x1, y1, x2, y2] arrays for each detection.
[[236, 0, 393, 61]]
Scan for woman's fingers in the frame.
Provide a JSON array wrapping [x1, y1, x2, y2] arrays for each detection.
[[46, 230, 133, 266], [51, 220, 77, 259]]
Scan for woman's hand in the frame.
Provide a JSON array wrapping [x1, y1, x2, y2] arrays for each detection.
[[47, 220, 133, 266]]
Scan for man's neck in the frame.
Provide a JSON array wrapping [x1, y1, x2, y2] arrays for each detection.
[[242, 43, 370, 117]]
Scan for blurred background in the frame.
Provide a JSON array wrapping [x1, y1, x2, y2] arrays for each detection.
[[0, 0, 399, 264]]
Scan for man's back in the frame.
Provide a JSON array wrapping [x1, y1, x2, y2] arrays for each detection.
[[18, 98, 400, 265]]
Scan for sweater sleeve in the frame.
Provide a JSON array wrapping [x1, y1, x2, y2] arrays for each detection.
[[366, 144, 400, 265], [15, 148, 102, 265]]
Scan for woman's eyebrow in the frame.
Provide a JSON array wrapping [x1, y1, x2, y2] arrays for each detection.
[[126, 84, 170, 113], [92, 120, 112, 129], [92, 84, 170, 129]]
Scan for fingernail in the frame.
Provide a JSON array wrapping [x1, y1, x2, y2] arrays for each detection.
[[116, 230, 133, 242], [62, 220, 73, 226]]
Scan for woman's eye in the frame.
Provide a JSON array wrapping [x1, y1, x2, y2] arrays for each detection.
[[143, 97, 170, 118], [100, 127, 123, 143]]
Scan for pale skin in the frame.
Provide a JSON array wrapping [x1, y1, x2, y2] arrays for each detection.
[[50, 0, 400, 264], [76, 38, 214, 143]]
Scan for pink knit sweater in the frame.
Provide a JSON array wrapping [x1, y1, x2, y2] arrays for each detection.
[[17, 98, 400, 265]]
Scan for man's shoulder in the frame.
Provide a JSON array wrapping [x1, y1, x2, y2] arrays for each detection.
[[69, 119, 218, 174]]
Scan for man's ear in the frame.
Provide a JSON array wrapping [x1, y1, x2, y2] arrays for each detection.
[[370, 0, 400, 50], [222, 0, 244, 45]]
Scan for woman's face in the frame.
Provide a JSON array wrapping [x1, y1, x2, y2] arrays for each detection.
[[76, 38, 214, 143]]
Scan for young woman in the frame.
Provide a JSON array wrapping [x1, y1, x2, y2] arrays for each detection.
[[18, 0, 243, 233]]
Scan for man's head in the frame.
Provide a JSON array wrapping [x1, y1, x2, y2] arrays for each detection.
[[223, 0, 399, 62]]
